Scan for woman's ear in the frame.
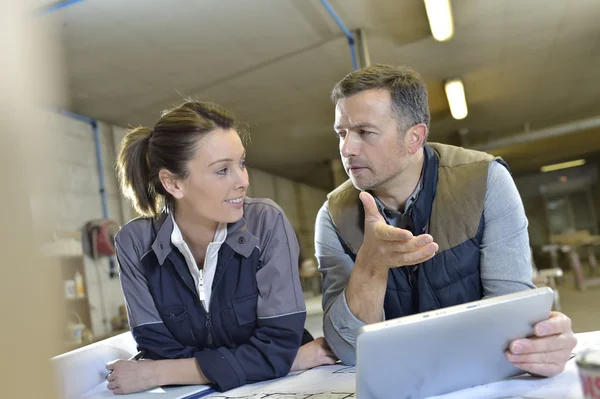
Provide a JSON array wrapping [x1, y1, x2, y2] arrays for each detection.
[[158, 169, 185, 199]]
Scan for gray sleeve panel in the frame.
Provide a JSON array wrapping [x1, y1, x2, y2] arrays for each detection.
[[323, 307, 358, 366], [315, 202, 358, 314], [244, 198, 306, 319], [322, 290, 361, 365], [115, 221, 164, 328], [480, 161, 536, 297], [315, 201, 365, 362]]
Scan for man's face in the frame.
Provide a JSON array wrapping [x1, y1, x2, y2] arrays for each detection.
[[334, 89, 410, 191]]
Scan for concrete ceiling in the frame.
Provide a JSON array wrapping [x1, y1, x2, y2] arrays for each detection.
[[51, 0, 600, 188]]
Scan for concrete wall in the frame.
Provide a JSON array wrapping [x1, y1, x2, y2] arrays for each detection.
[[39, 111, 125, 339], [248, 169, 328, 261]]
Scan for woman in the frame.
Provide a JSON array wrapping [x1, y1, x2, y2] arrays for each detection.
[[107, 101, 336, 394]]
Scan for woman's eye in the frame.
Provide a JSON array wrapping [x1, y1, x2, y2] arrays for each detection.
[[216, 168, 228, 175], [240, 159, 246, 169]]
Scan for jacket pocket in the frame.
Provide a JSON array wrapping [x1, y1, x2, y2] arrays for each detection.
[[232, 293, 258, 326], [156, 304, 197, 346]]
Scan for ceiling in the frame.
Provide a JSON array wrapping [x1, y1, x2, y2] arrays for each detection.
[[50, 0, 600, 189]]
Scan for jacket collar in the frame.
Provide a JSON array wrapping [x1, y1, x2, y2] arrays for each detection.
[[150, 211, 258, 265]]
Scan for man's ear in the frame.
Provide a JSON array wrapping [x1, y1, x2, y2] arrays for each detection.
[[158, 169, 185, 200], [405, 123, 428, 154]]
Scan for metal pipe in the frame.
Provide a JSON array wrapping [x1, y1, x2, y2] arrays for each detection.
[[472, 116, 600, 151], [57, 109, 117, 278], [57, 109, 94, 125], [36, 0, 87, 15], [57, 108, 116, 334], [54, 110, 110, 220], [91, 121, 110, 221], [320, 0, 358, 70]]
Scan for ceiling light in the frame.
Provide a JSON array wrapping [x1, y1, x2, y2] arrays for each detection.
[[444, 79, 468, 120], [541, 159, 586, 173], [424, 0, 454, 42]]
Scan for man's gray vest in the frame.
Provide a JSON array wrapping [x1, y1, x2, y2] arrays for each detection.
[[327, 143, 502, 317]]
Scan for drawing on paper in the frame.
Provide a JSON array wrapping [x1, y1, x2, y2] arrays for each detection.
[[332, 366, 355, 374], [209, 392, 355, 399]]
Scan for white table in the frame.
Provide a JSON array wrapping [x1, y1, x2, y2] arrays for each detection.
[[52, 331, 599, 399], [206, 331, 600, 399]]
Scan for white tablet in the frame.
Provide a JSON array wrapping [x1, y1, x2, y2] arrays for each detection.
[[355, 287, 555, 399]]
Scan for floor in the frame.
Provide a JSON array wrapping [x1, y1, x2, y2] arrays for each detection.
[[302, 269, 600, 340], [553, 271, 600, 333]]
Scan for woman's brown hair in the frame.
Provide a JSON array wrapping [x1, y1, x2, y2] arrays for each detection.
[[116, 101, 239, 218]]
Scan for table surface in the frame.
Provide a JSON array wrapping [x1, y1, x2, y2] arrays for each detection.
[[205, 331, 600, 399]]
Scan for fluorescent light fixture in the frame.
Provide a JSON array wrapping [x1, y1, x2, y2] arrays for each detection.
[[540, 159, 586, 173], [444, 78, 468, 120], [424, 0, 454, 42]]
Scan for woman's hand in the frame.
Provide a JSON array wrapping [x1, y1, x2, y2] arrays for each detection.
[[291, 337, 338, 371], [106, 359, 158, 395]]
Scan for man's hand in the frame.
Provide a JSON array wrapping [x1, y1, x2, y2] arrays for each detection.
[[345, 192, 439, 325], [106, 359, 158, 395], [506, 311, 577, 377], [357, 191, 438, 270], [291, 337, 338, 371]]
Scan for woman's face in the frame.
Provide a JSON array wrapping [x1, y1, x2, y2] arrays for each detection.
[[172, 128, 249, 225]]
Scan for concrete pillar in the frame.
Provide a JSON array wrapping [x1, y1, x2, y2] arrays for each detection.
[[328, 29, 370, 190], [355, 29, 371, 69]]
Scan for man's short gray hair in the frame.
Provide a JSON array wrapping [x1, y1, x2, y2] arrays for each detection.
[[331, 64, 430, 136]]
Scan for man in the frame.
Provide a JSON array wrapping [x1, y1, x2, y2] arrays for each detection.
[[316, 64, 576, 377]]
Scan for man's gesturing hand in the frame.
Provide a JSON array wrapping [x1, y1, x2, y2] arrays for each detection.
[[356, 191, 438, 271]]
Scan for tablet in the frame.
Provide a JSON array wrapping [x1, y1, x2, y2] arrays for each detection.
[[355, 287, 555, 399]]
